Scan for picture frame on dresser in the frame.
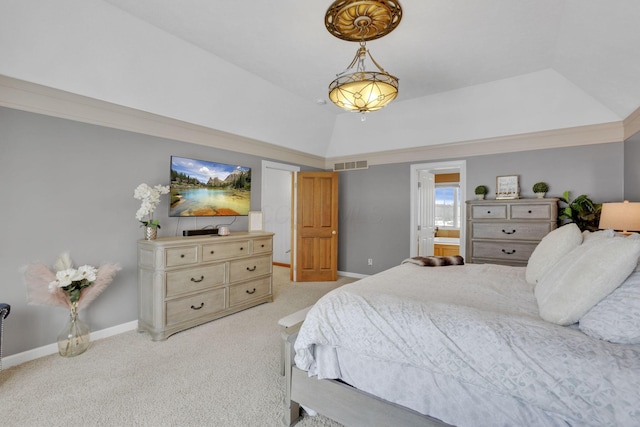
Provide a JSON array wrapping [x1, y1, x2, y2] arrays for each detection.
[[248, 211, 263, 232], [496, 175, 520, 199]]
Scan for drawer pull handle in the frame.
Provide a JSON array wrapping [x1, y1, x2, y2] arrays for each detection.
[[246, 266, 257, 272], [246, 288, 257, 295], [210, 250, 215, 254], [180, 254, 185, 258], [501, 249, 516, 255], [191, 303, 204, 310], [502, 229, 516, 235], [528, 210, 532, 214], [191, 276, 205, 283], [240, 247, 244, 251], [261, 244, 265, 248], [487, 210, 491, 214]]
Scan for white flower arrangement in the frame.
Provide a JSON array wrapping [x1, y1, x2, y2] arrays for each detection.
[[24, 252, 120, 310], [134, 183, 170, 229]]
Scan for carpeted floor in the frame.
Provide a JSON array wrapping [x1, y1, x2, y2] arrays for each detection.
[[0, 267, 357, 427]]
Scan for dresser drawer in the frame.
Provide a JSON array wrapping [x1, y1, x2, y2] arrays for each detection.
[[472, 222, 552, 241], [165, 246, 198, 267], [229, 255, 272, 282], [166, 264, 226, 297], [511, 204, 553, 219], [202, 240, 250, 262], [165, 287, 226, 326], [229, 277, 272, 307], [472, 241, 538, 262], [471, 204, 507, 219], [253, 238, 273, 254]]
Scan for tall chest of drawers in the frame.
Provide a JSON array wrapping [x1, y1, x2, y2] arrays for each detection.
[[465, 198, 558, 266], [137, 231, 274, 340]]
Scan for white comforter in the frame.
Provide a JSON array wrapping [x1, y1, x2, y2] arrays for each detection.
[[294, 263, 640, 427]]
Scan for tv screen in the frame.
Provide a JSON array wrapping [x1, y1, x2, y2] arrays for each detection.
[[170, 156, 251, 217]]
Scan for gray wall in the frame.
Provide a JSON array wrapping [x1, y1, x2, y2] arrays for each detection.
[[338, 163, 411, 274], [338, 142, 626, 275], [0, 107, 293, 356], [2, 105, 637, 357], [466, 143, 624, 202], [625, 133, 640, 201]]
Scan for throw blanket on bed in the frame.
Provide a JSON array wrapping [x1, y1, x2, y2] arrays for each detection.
[[401, 255, 464, 266]]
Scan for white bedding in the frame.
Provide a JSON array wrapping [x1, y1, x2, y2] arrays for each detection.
[[294, 263, 640, 427]]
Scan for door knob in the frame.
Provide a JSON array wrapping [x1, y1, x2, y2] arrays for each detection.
[[332, 230, 337, 235]]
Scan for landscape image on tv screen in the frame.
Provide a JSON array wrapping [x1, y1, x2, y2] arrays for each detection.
[[170, 156, 251, 217]]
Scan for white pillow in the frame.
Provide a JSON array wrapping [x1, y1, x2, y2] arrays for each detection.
[[579, 264, 640, 344], [525, 223, 583, 285], [582, 229, 615, 242], [535, 235, 640, 325]]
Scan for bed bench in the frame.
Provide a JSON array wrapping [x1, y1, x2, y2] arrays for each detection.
[[278, 306, 312, 376]]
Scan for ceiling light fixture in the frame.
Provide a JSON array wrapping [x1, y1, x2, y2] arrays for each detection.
[[325, 0, 402, 117]]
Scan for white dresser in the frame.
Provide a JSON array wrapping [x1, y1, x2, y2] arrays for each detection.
[[465, 198, 558, 266], [137, 231, 274, 340]]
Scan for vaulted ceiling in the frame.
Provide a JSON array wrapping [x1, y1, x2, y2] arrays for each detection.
[[1, 1, 640, 164], [103, 0, 640, 119]]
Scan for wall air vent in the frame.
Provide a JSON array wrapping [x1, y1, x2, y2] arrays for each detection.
[[333, 160, 368, 171]]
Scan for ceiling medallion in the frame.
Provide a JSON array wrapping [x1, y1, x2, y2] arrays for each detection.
[[325, 0, 403, 42]]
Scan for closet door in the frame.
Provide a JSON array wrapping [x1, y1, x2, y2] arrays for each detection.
[[294, 172, 338, 282]]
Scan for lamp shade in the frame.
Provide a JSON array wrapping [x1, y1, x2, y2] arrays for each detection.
[[598, 201, 640, 233], [329, 70, 398, 112]]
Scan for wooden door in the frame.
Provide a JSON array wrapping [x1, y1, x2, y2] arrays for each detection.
[[293, 172, 338, 282]]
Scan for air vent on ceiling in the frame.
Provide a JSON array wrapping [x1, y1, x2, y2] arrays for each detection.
[[333, 160, 368, 171]]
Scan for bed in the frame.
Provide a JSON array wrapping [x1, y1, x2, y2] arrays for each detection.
[[283, 225, 640, 427]]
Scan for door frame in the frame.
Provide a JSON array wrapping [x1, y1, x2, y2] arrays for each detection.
[[410, 160, 467, 258], [261, 160, 299, 267]]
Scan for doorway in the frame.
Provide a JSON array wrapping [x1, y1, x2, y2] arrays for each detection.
[[410, 160, 467, 258], [261, 160, 299, 266]]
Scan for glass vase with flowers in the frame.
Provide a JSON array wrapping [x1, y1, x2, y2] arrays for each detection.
[[23, 252, 120, 357]]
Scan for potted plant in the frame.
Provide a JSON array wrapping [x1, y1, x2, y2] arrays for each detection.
[[532, 182, 549, 198], [474, 185, 488, 200], [558, 191, 602, 231]]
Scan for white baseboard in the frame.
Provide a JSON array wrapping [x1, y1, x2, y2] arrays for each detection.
[[2, 320, 138, 369], [338, 271, 369, 279]]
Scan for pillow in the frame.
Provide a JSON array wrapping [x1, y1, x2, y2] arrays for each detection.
[[525, 223, 583, 285], [582, 229, 615, 242], [535, 235, 640, 325], [579, 264, 640, 344]]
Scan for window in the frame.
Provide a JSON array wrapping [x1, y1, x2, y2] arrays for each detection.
[[435, 184, 460, 228]]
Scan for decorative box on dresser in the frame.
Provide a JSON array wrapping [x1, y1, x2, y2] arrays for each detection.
[[466, 198, 558, 266], [137, 231, 274, 341]]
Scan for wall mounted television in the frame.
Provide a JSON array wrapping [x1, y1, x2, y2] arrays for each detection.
[[170, 156, 251, 217]]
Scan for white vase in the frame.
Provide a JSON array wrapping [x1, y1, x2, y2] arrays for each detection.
[[476, 194, 485, 200], [536, 192, 546, 198]]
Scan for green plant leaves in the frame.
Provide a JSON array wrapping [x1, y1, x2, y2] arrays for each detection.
[[558, 191, 602, 232]]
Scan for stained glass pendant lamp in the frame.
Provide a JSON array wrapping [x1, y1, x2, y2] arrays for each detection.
[[325, 0, 402, 116]]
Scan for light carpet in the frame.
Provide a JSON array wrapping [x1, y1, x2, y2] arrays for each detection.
[[0, 267, 357, 427]]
